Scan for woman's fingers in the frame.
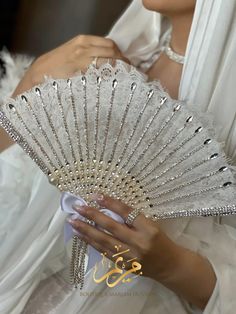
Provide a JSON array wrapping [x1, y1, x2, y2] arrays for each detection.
[[90, 194, 150, 230], [72, 44, 129, 72], [80, 234, 115, 261], [73, 204, 136, 246], [75, 35, 117, 48], [68, 218, 133, 260], [12, 33, 129, 97], [78, 232, 134, 265], [72, 34, 129, 69], [87, 46, 122, 59]]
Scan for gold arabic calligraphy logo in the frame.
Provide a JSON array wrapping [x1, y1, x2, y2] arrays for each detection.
[[93, 245, 143, 288]]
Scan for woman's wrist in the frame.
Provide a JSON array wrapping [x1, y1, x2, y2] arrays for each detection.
[[11, 56, 45, 98], [153, 241, 217, 311], [150, 234, 185, 283]]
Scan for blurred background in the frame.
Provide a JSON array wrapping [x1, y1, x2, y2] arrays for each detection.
[[0, 0, 130, 57]]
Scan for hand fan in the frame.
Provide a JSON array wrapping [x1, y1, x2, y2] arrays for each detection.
[[0, 61, 236, 289]]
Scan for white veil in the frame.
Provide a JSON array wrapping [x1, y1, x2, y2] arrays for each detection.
[[109, 0, 236, 161]]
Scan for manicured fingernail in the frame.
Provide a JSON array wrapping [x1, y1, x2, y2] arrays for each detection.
[[91, 193, 105, 203], [67, 218, 76, 225], [72, 205, 86, 214]]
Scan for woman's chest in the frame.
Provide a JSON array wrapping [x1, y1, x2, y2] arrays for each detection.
[[145, 53, 183, 100]]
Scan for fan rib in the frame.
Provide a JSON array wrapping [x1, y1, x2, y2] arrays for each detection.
[[122, 100, 163, 168], [100, 79, 117, 162], [9, 104, 54, 170], [117, 89, 154, 166], [54, 82, 77, 163], [82, 77, 90, 161], [53, 82, 81, 191], [150, 168, 222, 199], [93, 77, 102, 161], [36, 88, 69, 166], [99, 82, 138, 187], [128, 104, 181, 173], [153, 183, 233, 207], [0, 110, 48, 174], [135, 117, 192, 177], [139, 128, 204, 183], [148, 155, 216, 191], [68, 79, 83, 160], [22, 95, 62, 169], [144, 142, 211, 187], [109, 82, 137, 163]]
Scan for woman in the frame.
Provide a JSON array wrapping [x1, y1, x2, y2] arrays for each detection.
[[0, 0, 236, 313]]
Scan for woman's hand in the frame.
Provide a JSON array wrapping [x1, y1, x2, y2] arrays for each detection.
[[12, 35, 129, 97], [69, 193, 217, 311], [1, 35, 129, 152], [70, 194, 180, 280]]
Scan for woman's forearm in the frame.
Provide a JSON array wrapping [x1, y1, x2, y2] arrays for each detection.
[[0, 128, 14, 152], [156, 245, 217, 311]]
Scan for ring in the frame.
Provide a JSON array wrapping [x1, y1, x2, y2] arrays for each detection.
[[125, 208, 143, 227], [92, 57, 98, 68], [85, 218, 95, 226]]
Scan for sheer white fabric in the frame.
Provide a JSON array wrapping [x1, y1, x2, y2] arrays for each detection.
[[1, 0, 236, 313], [0, 144, 69, 313]]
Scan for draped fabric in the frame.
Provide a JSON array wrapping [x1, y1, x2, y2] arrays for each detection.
[[1, 0, 236, 313], [0, 145, 67, 313]]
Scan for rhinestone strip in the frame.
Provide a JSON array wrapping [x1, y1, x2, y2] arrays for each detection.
[[100, 79, 118, 162], [7, 103, 55, 170], [117, 89, 154, 165], [53, 82, 80, 191], [135, 116, 194, 177], [143, 139, 212, 186], [109, 82, 137, 162], [35, 88, 75, 191], [122, 97, 167, 168], [127, 103, 182, 173], [36, 88, 68, 166], [93, 76, 102, 161], [67, 79, 83, 159], [151, 205, 236, 220], [99, 82, 137, 185], [82, 76, 89, 161], [149, 167, 223, 198], [148, 152, 214, 191], [71, 235, 87, 289], [53, 81, 77, 163], [153, 183, 233, 207], [21, 95, 62, 169], [0, 110, 48, 174]]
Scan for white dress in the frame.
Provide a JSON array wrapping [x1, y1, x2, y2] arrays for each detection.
[[1, 0, 236, 312]]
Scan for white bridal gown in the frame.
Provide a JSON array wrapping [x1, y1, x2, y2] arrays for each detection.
[[1, 0, 236, 313]]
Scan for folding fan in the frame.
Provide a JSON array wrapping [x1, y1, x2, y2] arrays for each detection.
[[0, 61, 235, 289]]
